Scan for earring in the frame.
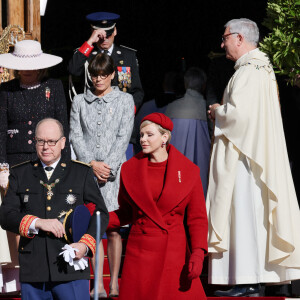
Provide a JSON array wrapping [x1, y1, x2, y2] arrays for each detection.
[[161, 142, 166, 148]]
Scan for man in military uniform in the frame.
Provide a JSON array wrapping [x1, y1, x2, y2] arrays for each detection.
[[0, 118, 109, 300], [68, 12, 144, 111], [68, 12, 144, 151]]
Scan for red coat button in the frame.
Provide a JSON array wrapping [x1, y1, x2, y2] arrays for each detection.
[[170, 211, 176, 216], [138, 210, 143, 216]]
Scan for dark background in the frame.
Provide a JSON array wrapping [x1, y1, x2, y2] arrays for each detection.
[[41, 0, 268, 99]]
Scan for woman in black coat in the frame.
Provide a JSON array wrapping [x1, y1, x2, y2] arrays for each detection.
[[0, 40, 70, 187]]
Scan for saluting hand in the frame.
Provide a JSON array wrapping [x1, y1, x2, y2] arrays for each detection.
[[87, 29, 107, 46], [35, 219, 65, 238]]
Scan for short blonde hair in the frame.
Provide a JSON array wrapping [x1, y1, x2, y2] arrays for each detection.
[[140, 120, 172, 145]]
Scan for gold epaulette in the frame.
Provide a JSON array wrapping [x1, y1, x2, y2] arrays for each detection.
[[11, 160, 31, 169], [71, 160, 91, 167]]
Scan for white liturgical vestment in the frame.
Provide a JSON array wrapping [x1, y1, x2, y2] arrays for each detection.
[[207, 48, 300, 284]]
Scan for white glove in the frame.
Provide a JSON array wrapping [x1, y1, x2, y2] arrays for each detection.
[[59, 244, 88, 271], [73, 257, 88, 271], [0, 167, 9, 189]]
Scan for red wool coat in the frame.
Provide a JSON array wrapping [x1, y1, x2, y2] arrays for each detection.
[[109, 145, 208, 300]]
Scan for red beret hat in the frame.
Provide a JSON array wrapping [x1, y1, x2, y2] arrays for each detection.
[[141, 113, 173, 132]]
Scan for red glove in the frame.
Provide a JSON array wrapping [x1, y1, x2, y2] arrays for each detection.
[[188, 248, 205, 280]]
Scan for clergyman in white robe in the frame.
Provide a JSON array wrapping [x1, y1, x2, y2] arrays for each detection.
[[207, 48, 300, 285]]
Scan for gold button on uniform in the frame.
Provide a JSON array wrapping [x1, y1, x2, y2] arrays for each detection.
[[69, 189, 72, 192], [26, 188, 29, 192], [46, 206, 51, 211]]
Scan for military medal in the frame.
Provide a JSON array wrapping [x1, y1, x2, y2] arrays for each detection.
[[40, 179, 60, 200], [66, 194, 77, 205], [117, 66, 131, 92]]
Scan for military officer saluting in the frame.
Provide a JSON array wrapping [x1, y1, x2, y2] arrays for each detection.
[[68, 11, 144, 114], [0, 118, 109, 300]]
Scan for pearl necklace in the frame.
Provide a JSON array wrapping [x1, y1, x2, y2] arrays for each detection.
[[20, 82, 41, 90]]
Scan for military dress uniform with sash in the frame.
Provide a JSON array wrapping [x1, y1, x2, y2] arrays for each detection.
[[0, 158, 109, 292]]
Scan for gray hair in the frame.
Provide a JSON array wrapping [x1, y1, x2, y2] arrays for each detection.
[[225, 18, 259, 46], [184, 67, 207, 93], [36, 118, 64, 137]]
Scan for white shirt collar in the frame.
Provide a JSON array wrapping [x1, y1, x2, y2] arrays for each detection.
[[41, 157, 61, 170], [99, 44, 114, 55]]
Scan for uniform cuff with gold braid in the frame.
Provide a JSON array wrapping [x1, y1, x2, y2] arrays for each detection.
[[79, 234, 96, 256], [19, 215, 38, 238], [78, 42, 94, 57]]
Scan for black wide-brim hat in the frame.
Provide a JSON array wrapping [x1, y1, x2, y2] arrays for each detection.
[[86, 12, 120, 37], [58, 205, 91, 243]]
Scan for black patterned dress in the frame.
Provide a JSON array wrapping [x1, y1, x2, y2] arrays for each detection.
[[0, 78, 70, 167]]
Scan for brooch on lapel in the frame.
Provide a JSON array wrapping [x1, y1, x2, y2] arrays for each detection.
[[178, 171, 181, 183], [7, 129, 19, 138], [61, 163, 66, 168], [117, 51, 121, 55], [66, 194, 77, 205], [119, 60, 124, 65], [45, 87, 51, 101]]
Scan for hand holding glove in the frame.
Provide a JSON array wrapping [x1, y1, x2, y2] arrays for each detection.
[[59, 244, 88, 271], [188, 248, 205, 280]]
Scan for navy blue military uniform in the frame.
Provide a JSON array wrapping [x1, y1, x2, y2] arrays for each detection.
[[0, 158, 109, 283], [69, 45, 144, 111]]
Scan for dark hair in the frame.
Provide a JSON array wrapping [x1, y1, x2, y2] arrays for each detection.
[[88, 53, 115, 77], [184, 67, 207, 93]]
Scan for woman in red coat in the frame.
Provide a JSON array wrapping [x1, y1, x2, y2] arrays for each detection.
[[109, 112, 208, 300]]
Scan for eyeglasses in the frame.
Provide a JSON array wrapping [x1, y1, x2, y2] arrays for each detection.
[[91, 74, 109, 80], [35, 137, 63, 146], [222, 32, 239, 42]]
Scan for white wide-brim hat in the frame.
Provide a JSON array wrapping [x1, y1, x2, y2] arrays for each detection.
[[0, 40, 62, 70]]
